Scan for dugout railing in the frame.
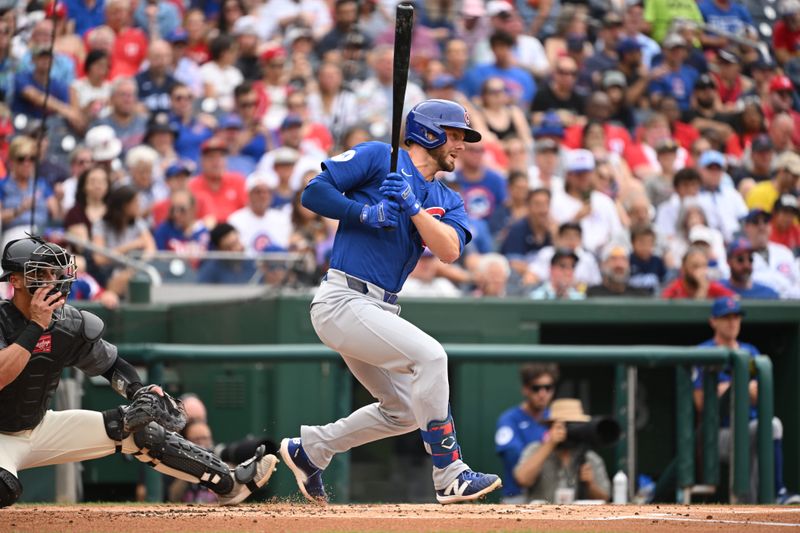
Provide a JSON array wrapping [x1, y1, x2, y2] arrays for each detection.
[[116, 343, 772, 505]]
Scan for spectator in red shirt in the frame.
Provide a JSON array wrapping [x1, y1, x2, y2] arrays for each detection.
[[762, 76, 800, 149], [770, 194, 800, 253], [773, 0, 800, 66], [188, 138, 247, 225], [662, 246, 736, 299], [105, 0, 148, 79]]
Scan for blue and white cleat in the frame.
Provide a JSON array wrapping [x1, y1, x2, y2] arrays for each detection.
[[280, 437, 328, 504], [435, 470, 502, 504]]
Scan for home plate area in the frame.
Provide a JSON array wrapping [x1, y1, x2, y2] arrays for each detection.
[[2, 503, 800, 532]]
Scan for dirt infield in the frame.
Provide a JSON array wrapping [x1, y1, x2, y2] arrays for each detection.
[[3, 503, 800, 532]]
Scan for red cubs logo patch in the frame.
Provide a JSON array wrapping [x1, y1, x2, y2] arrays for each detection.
[[426, 207, 445, 220], [33, 334, 52, 354]]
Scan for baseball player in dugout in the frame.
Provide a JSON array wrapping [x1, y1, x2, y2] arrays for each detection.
[[283, 99, 502, 504], [0, 236, 278, 507]]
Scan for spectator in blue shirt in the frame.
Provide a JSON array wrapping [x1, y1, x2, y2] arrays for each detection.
[[153, 189, 210, 253], [65, 0, 107, 36], [197, 222, 257, 284], [496, 363, 559, 503], [629, 225, 667, 294], [170, 82, 215, 164], [501, 188, 553, 280], [455, 141, 507, 232], [721, 237, 780, 299], [694, 298, 798, 503], [463, 30, 537, 108], [648, 33, 699, 111], [698, 0, 755, 42]]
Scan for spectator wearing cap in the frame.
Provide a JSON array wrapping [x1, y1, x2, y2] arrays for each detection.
[[91, 77, 148, 155], [543, 5, 591, 66], [770, 194, 800, 252], [603, 70, 637, 132], [254, 45, 289, 130], [695, 297, 800, 504], [530, 56, 584, 127], [581, 12, 625, 90], [679, 74, 731, 143], [231, 16, 262, 82], [500, 188, 554, 278], [763, 76, 800, 149], [151, 160, 209, 227], [153, 188, 210, 253], [316, 0, 372, 60], [463, 30, 537, 108], [774, 0, 800, 65], [104, 0, 149, 79], [84, 124, 123, 174], [72, 50, 112, 123], [643, 0, 703, 44], [196, 222, 257, 284], [552, 149, 624, 255], [620, 3, 660, 69], [284, 89, 335, 155], [267, 147, 302, 209], [214, 113, 257, 176], [530, 248, 586, 300], [200, 35, 244, 113], [648, 33, 699, 111], [530, 222, 602, 289], [688, 223, 730, 280], [455, 140, 508, 233], [169, 83, 215, 164], [166, 28, 203, 98], [644, 138, 680, 207], [662, 245, 735, 298], [742, 208, 800, 297], [228, 175, 292, 254], [0, 136, 63, 245], [136, 40, 178, 113], [587, 241, 653, 296], [401, 249, 463, 298], [629, 224, 668, 293], [471, 2, 551, 80], [124, 145, 168, 223], [65, 0, 106, 37], [19, 19, 76, 89], [721, 237, 780, 298], [145, 112, 179, 175], [697, 150, 748, 241], [698, 0, 758, 46], [133, 0, 181, 38], [188, 138, 248, 224], [746, 151, 800, 212], [13, 42, 83, 133], [732, 134, 775, 192], [614, 38, 649, 111], [713, 49, 754, 110]]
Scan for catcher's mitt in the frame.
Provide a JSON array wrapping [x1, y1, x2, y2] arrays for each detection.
[[124, 385, 187, 433]]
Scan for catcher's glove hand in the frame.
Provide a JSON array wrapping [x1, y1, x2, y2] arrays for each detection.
[[124, 384, 187, 433]]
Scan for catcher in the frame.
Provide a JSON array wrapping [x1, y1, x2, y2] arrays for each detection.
[[0, 236, 278, 507]]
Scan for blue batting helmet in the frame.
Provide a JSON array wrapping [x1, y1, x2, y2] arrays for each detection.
[[404, 99, 481, 149]]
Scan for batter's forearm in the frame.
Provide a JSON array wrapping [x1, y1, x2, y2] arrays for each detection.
[[302, 178, 363, 224], [411, 211, 460, 263]]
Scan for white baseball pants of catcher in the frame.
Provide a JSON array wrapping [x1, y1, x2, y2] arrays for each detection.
[[302, 269, 470, 491]]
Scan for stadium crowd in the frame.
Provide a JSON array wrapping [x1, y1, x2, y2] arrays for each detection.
[[0, 0, 798, 302]]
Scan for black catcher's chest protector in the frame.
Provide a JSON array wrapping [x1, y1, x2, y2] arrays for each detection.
[[0, 302, 95, 432]]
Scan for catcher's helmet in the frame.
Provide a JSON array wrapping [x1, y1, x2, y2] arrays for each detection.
[[404, 99, 481, 150], [0, 236, 76, 315]]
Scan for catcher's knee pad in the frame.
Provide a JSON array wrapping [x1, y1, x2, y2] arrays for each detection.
[[132, 422, 234, 494], [419, 407, 462, 469], [0, 468, 22, 508], [102, 407, 129, 452]]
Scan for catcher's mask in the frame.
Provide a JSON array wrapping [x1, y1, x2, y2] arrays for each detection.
[[0, 236, 76, 320]]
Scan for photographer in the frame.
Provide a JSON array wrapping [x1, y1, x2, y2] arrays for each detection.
[[513, 399, 611, 503]]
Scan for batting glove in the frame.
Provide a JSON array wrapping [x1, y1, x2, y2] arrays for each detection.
[[380, 172, 421, 216], [360, 199, 400, 229]]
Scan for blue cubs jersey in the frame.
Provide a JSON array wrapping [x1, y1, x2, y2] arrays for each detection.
[[495, 405, 549, 498], [319, 141, 472, 293], [693, 339, 759, 424]]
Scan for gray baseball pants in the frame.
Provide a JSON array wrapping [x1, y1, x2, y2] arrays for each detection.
[[302, 269, 469, 490]]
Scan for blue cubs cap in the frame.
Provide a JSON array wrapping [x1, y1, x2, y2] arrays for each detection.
[[698, 150, 726, 168], [166, 28, 188, 44], [532, 112, 565, 139], [726, 236, 753, 256], [616, 37, 642, 55], [218, 114, 244, 130], [165, 160, 195, 178], [741, 208, 771, 224], [711, 297, 744, 318]]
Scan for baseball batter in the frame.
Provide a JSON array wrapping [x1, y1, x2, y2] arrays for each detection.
[[0, 236, 277, 507], [280, 99, 502, 504]]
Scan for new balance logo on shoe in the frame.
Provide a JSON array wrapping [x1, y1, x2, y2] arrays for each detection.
[[442, 478, 472, 497]]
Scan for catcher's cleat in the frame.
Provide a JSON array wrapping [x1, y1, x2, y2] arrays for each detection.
[[280, 437, 328, 503], [218, 445, 279, 506], [435, 470, 502, 504]]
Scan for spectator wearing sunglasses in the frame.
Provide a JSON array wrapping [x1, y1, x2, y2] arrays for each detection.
[[495, 363, 560, 503], [721, 237, 779, 299]]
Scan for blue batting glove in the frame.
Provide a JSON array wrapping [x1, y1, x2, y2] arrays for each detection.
[[360, 199, 400, 229], [380, 172, 421, 216]]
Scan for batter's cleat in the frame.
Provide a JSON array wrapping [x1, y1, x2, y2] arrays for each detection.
[[280, 437, 328, 504], [218, 445, 279, 506], [777, 488, 800, 505], [435, 470, 502, 504]]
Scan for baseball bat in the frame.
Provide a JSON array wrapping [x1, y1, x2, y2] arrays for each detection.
[[390, 3, 414, 174]]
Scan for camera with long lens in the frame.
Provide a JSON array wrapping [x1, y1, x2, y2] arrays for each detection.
[[560, 417, 622, 449]]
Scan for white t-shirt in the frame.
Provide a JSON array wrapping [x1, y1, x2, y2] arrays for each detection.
[[199, 62, 244, 113], [530, 245, 601, 287], [752, 242, 800, 299], [698, 187, 748, 243], [401, 277, 462, 298], [71, 78, 111, 109], [228, 205, 292, 253], [551, 191, 624, 255]]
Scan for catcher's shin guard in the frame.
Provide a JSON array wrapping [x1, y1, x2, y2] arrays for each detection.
[[132, 422, 234, 494], [0, 468, 22, 508]]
